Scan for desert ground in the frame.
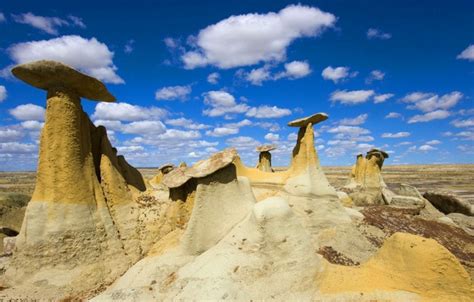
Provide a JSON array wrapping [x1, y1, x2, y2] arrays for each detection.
[[3, 164, 473, 203], [68, 164, 474, 205]]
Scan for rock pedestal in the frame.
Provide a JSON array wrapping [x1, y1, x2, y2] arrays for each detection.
[[285, 114, 336, 196], [255, 145, 276, 172], [257, 151, 273, 172], [5, 60, 145, 298], [162, 149, 255, 255], [345, 149, 390, 205]]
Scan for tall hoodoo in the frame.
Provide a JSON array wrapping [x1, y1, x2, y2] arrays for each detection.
[[6, 60, 145, 297], [255, 144, 276, 172], [345, 148, 390, 205], [285, 113, 336, 196]]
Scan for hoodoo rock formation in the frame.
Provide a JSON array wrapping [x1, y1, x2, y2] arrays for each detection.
[[235, 112, 337, 197], [179, 148, 255, 254], [1, 62, 472, 301], [255, 144, 276, 172], [149, 163, 176, 189], [3, 60, 146, 298], [344, 149, 391, 205]]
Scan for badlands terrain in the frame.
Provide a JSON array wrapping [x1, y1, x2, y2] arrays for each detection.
[[0, 60, 472, 301]]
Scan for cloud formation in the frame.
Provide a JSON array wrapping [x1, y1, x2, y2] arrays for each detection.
[[338, 114, 368, 126], [385, 112, 402, 119], [155, 85, 192, 101], [401, 91, 463, 123], [381, 132, 410, 138], [330, 89, 375, 105], [203, 91, 249, 117], [367, 28, 392, 40], [374, 93, 394, 104], [12, 12, 85, 35], [92, 102, 167, 121], [182, 5, 336, 69], [207, 72, 220, 84], [365, 70, 385, 84], [457, 44, 474, 61], [9, 104, 45, 121], [7, 35, 123, 84], [241, 60, 312, 85], [0, 85, 6, 102], [246, 105, 291, 118], [321, 66, 357, 83]]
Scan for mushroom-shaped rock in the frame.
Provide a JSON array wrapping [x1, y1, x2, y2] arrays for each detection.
[[185, 148, 238, 178], [149, 163, 177, 189], [164, 148, 255, 255], [345, 149, 392, 206], [6, 60, 147, 298], [284, 113, 336, 196], [256, 144, 276, 152], [159, 163, 175, 174], [162, 166, 192, 189], [255, 144, 276, 172], [288, 112, 328, 127], [367, 148, 389, 159], [11, 60, 115, 102]]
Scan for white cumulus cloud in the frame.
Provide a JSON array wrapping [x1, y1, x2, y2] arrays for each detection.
[[365, 70, 385, 84], [367, 28, 391, 40], [264, 133, 280, 141], [122, 121, 166, 135], [182, 5, 336, 69], [155, 85, 191, 101], [374, 93, 394, 104], [207, 72, 220, 84], [0, 85, 6, 102], [339, 114, 368, 126], [165, 118, 210, 130], [321, 66, 357, 83], [206, 127, 239, 137], [330, 89, 375, 105], [9, 104, 45, 121], [12, 13, 85, 35], [277, 60, 311, 79], [419, 144, 436, 151], [246, 105, 291, 118], [202, 90, 249, 117], [7, 35, 123, 84], [92, 102, 167, 121], [408, 110, 451, 123], [385, 112, 402, 119], [451, 118, 474, 128], [381, 132, 411, 138], [457, 44, 474, 61], [401, 91, 462, 112]]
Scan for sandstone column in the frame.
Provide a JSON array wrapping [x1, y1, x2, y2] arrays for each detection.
[[256, 144, 276, 172]]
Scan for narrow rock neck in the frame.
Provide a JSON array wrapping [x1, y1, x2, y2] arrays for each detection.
[[47, 87, 81, 106]]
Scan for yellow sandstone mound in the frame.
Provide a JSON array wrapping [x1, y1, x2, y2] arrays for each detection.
[[317, 232, 474, 301]]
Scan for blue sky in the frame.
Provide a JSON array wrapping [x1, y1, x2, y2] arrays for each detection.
[[0, 0, 473, 171]]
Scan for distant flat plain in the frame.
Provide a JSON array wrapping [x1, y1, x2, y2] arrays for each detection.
[[1, 164, 473, 204]]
